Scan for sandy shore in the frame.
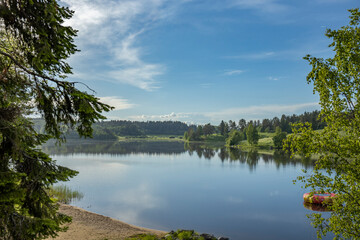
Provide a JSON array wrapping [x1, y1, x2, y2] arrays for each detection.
[[47, 204, 166, 240]]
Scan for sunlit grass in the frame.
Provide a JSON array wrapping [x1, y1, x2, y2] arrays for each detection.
[[259, 132, 276, 138], [117, 135, 184, 142], [126, 229, 218, 240]]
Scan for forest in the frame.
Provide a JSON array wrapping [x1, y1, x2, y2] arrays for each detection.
[[32, 110, 324, 141], [33, 119, 189, 140], [183, 110, 325, 142]]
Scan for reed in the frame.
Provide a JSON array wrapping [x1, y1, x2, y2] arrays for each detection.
[[48, 185, 84, 204]]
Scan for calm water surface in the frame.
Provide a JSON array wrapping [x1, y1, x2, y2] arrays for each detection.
[[44, 140, 331, 240]]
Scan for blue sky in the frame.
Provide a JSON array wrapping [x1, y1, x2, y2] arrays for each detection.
[[61, 0, 358, 125]]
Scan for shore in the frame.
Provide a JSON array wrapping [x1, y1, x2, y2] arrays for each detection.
[[47, 204, 166, 240]]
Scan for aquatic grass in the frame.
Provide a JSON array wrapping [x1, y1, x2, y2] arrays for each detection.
[[48, 185, 84, 204]]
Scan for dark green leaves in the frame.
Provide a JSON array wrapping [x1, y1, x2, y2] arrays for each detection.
[[1, 0, 78, 74], [0, 1, 112, 239]]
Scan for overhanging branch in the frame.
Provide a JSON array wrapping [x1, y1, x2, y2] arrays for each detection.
[[0, 50, 96, 93]]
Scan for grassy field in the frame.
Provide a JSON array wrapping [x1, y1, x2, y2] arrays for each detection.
[[258, 132, 276, 148], [117, 135, 184, 142], [203, 134, 226, 142], [234, 132, 276, 149]]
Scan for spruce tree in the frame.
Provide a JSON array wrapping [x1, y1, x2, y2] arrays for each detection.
[[0, 1, 111, 239]]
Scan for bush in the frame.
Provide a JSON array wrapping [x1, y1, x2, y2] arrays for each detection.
[[126, 229, 219, 240], [272, 126, 287, 149], [226, 130, 244, 146]]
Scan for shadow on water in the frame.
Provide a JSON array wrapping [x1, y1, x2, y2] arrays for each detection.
[[303, 202, 333, 212], [43, 140, 314, 169], [43, 140, 186, 156]]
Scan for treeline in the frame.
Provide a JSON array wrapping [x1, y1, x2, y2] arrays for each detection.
[[95, 120, 189, 136], [32, 119, 190, 140], [184, 110, 325, 144], [33, 110, 324, 141], [258, 110, 325, 133], [86, 120, 189, 139]]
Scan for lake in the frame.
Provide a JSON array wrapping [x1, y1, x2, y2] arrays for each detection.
[[43, 140, 331, 240]]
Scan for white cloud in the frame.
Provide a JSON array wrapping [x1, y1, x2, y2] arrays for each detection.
[[110, 64, 164, 91], [63, 1, 107, 34], [110, 183, 165, 224], [107, 31, 165, 91], [224, 70, 245, 75], [99, 96, 135, 110], [117, 183, 162, 209], [268, 76, 279, 81], [61, 0, 183, 91], [124, 102, 320, 124], [62, 0, 148, 42], [114, 32, 143, 65], [161, 112, 177, 118], [128, 112, 190, 121]]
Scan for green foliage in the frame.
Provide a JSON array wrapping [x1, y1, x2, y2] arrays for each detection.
[[184, 128, 197, 141], [183, 126, 203, 142], [0, 1, 111, 239], [184, 123, 222, 143], [228, 120, 236, 131], [259, 111, 325, 133], [272, 127, 287, 149], [218, 120, 229, 137], [126, 234, 160, 240], [101, 120, 189, 136], [0, 118, 78, 239], [285, 8, 360, 239], [34, 119, 189, 140], [202, 134, 225, 142], [183, 111, 324, 144], [226, 130, 244, 146], [196, 125, 203, 137], [0, 0, 77, 75], [202, 123, 215, 136], [126, 230, 218, 240], [238, 119, 246, 131], [246, 123, 259, 146], [184, 131, 189, 140]]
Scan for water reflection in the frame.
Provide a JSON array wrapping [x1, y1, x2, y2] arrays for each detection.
[[111, 183, 165, 224], [43, 140, 314, 169], [46, 140, 325, 240], [184, 143, 314, 170], [43, 140, 186, 156], [303, 202, 332, 212]]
